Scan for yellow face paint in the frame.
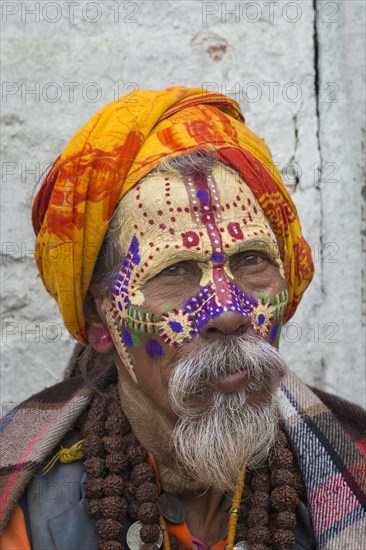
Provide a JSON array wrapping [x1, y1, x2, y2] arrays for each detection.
[[104, 164, 288, 381], [116, 163, 284, 307]]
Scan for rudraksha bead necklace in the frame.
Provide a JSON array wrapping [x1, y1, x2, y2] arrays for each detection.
[[81, 384, 304, 549]]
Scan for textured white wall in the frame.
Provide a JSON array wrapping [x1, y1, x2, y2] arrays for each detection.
[[1, 0, 365, 411]]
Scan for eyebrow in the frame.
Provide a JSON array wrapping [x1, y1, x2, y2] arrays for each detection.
[[232, 236, 278, 251], [138, 235, 281, 282]]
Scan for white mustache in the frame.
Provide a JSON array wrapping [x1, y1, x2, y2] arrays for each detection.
[[167, 335, 286, 491], [168, 334, 286, 417]]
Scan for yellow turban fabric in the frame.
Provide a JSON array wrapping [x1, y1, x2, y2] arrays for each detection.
[[32, 86, 314, 344]]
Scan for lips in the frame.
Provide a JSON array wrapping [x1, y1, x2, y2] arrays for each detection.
[[206, 371, 250, 393]]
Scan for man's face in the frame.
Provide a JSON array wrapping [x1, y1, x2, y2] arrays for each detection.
[[102, 162, 289, 489], [103, 163, 287, 420]]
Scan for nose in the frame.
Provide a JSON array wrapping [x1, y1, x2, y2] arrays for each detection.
[[201, 311, 251, 339]]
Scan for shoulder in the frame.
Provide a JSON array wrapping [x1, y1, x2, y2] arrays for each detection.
[[309, 386, 366, 445], [0, 367, 114, 533]]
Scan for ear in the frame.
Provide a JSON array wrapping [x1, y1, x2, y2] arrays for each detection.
[[84, 291, 113, 354]]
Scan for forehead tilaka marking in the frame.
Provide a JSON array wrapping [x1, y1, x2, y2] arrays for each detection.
[[185, 169, 232, 306], [116, 165, 284, 302], [108, 166, 287, 364]]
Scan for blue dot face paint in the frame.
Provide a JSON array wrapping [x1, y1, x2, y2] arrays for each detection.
[[104, 165, 287, 373], [109, 234, 288, 352], [145, 339, 164, 358], [123, 329, 133, 347], [270, 323, 280, 344]]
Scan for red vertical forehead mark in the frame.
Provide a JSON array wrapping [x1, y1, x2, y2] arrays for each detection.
[[185, 169, 232, 307]]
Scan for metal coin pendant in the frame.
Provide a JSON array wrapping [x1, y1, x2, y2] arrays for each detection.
[[126, 520, 163, 549], [158, 493, 186, 524], [233, 542, 249, 550]]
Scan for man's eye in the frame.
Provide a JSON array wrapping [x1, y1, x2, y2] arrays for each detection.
[[241, 254, 262, 265], [231, 251, 268, 268], [160, 264, 186, 276]]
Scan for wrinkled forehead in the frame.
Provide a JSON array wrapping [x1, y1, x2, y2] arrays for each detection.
[[118, 163, 278, 255]]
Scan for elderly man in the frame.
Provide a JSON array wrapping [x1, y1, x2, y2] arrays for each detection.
[[1, 87, 365, 550]]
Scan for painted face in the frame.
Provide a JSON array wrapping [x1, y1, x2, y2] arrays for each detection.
[[103, 163, 288, 390]]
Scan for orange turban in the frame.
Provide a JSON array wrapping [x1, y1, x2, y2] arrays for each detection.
[[32, 86, 314, 344]]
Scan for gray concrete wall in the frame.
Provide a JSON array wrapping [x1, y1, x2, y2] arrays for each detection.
[[1, 0, 365, 411]]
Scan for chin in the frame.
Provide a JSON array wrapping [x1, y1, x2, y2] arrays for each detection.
[[167, 334, 286, 490], [171, 389, 279, 492]]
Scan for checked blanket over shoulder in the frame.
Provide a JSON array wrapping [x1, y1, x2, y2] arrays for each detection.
[[0, 369, 365, 549]]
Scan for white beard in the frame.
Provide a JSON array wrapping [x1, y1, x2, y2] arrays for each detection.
[[168, 335, 286, 492]]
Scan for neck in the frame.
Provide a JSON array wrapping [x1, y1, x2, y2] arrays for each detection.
[[115, 359, 232, 545], [116, 358, 208, 495]]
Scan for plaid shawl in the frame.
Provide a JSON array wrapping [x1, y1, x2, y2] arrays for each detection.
[[1, 368, 365, 549]]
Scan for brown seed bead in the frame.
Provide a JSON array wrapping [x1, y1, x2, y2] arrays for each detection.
[[127, 444, 148, 466], [140, 524, 160, 543], [251, 472, 271, 491], [247, 507, 269, 527], [88, 498, 101, 519], [271, 468, 301, 489], [105, 451, 128, 473], [137, 502, 160, 524], [107, 400, 123, 417], [274, 510, 297, 529], [168, 533, 180, 550], [93, 393, 109, 411], [124, 480, 136, 502], [100, 496, 128, 519], [82, 411, 105, 435], [247, 526, 271, 544], [272, 528, 296, 547], [140, 545, 158, 550], [135, 482, 159, 504], [128, 500, 140, 521], [275, 429, 288, 448], [237, 502, 249, 521], [83, 435, 105, 457], [250, 490, 270, 509], [131, 463, 154, 486], [250, 545, 269, 550], [234, 524, 247, 540], [120, 414, 132, 435], [98, 541, 122, 550], [105, 414, 130, 435], [124, 433, 139, 446], [104, 435, 126, 454], [108, 404, 130, 430], [82, 422, 105, 438], [84, 477, 104, 498], [89, 393, 107, 414], [272, 448, 293, 468], [103, 474, 124, 496], [85, 411, 105, 427], [84, 457, 106, 478], [271, 486, 299, 511], [96, 518, 123, 540]]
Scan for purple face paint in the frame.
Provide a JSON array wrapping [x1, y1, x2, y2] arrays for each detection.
[[111, 236, 288, 354], [145, 339, 164, 357]]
